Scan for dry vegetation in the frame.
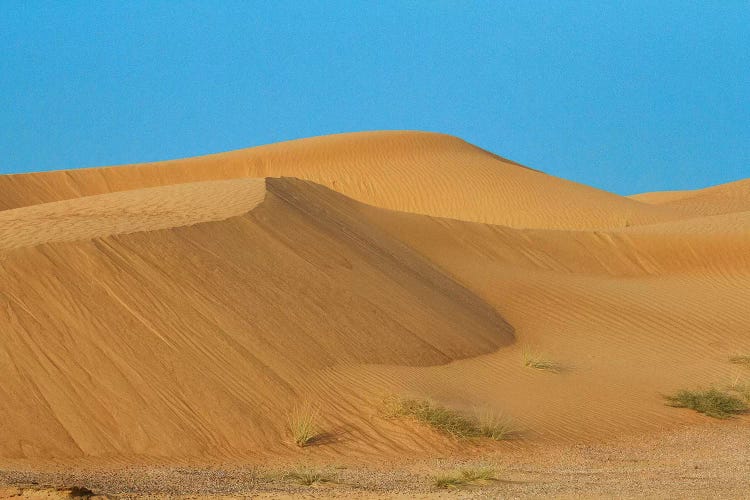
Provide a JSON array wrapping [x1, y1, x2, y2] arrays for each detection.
[[384, 396, 516, 440], [728, 377, 750, 402], [521, 347, 562, 372], [283, 467, 335, 486], [287, 402, 320, 447], [665, 388, 748, 418], [475, 408, 517, 440]]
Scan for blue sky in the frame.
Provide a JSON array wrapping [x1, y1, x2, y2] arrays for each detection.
[[1, 1, 747, 195]]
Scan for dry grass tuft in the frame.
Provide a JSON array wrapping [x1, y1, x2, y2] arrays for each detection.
[[665, 388, 747, 419], [284, 467, 335, 486], [385, 396, 516, 440], [288, 402, 320, 447], [384, 396, 478, 438], [521, 347, 561, 372], [475, 408, 517, 441]]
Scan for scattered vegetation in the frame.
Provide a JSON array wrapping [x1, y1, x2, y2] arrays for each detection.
[[665, 388, 748, 419], [284, 467, 335, 486], [521, 347, 561, 372], [729, 355, 750, 367], [288, 402, 320, 447], [384, 396, 516, 440], [434, 467, 496, 489]]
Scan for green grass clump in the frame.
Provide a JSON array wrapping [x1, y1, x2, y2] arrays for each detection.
[[434, 467, 496, 489], [384, 396, 515, 440], [665, 388, 747, 419], [729, 355, 750, 367], [521, 348, 561, 372], [288, 402, 320, 447], [284, 467, 334, 486]]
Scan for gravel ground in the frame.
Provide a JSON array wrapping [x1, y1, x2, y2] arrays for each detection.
[[2, 422, 749, 498]]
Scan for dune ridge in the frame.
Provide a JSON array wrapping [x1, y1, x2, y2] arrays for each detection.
[[0, 131, 690, 230], [0, 178, 266, 251], [631, 177, 750, 216]]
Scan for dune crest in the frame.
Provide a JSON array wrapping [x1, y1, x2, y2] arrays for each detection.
[[1, 131, 688, 229], [631, 177, 750, 216], [0, 178, 266, 251]]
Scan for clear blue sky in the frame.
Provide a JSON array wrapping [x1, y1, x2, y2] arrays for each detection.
[[1, 1, 748, 195]]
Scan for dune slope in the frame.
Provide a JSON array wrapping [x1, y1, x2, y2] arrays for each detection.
[[0, 177, 512, 460]]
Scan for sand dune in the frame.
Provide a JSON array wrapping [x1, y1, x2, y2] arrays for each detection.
[[0, 178, 266, 251], [1, 131, 688, 229], [631, 177, 750, 216], [0, 133, 749, 479]]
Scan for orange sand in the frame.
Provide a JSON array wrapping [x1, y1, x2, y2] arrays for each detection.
[[0, 131, 748, 467]]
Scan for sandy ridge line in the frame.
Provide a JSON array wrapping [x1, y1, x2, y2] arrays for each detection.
[[0, 178, 266, 251]]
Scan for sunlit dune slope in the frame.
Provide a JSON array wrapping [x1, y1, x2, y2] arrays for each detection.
[[1, 131, 684, 229], [0, 178, 266, 251]]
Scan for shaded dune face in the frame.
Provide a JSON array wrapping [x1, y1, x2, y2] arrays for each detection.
[[0, 177, 512, 459]]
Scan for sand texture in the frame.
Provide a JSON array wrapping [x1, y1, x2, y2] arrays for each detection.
[[0, 131, 748, 496]]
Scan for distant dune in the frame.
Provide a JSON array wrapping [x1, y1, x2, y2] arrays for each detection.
[[0, 131, 748, 468]]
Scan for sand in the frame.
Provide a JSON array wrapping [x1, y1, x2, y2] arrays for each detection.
[[0, 131, 748, 497]]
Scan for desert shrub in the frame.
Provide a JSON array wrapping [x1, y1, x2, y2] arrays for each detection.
[[284, 467, 334, 486], [385, 396, 515, 440], [665, 388, 747, 418], [288, 402, 320, 447]]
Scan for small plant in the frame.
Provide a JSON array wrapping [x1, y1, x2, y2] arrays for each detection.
[[285, 467, 334, 486], [665, 388, 747, 419], [728, 377, 750, 402], [434, 467, 496, 489], [384, 396, 516, 440], [729, 355, 750, 367], [434, 473, 466, 489], [522, 347, 561, 372], [288, 402, 320, 447], [475, 408, 517, 440], [459, 466, 496, 482], [384, 397, 479, 438]]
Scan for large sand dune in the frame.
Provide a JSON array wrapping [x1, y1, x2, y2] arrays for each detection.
[[0, 132, 748, 481], [0, 131, 686, 229]]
